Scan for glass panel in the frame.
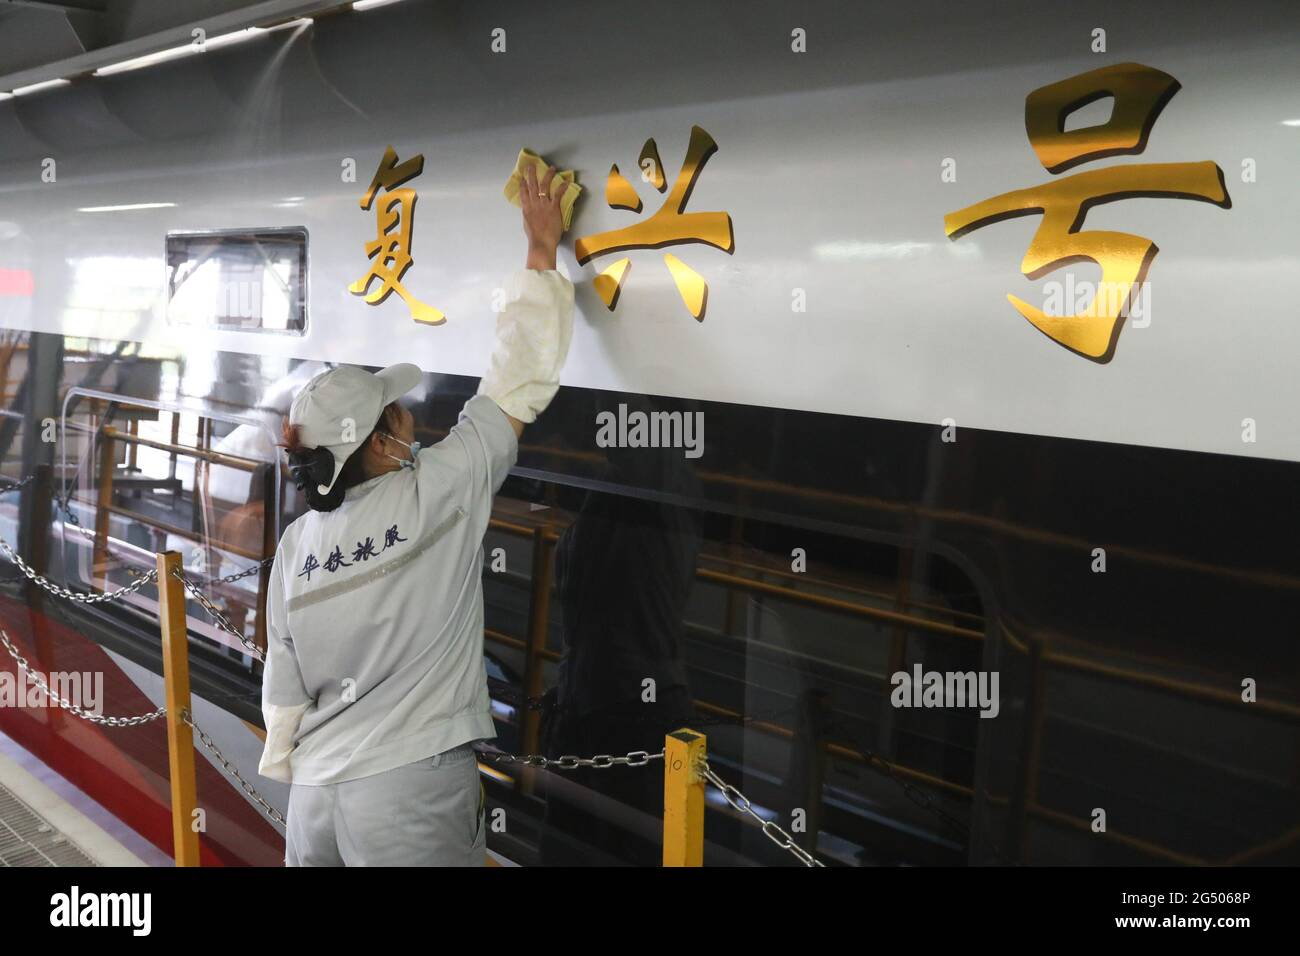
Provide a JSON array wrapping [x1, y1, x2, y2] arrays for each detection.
[[479, 466, 984, 867]]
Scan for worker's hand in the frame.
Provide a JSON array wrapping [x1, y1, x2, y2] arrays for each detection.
[[521, 164, 568, 271]]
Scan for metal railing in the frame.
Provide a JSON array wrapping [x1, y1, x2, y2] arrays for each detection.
[[58, 410, 275, 657]]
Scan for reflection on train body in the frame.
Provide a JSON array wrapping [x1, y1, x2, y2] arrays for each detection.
[[0, 339, 1296, 866]]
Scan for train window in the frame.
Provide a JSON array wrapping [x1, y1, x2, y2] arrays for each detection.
[[165, 228, 308, 334], [59, 389, 281, 669]]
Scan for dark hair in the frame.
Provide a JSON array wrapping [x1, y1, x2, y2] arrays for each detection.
[[281, 416, 380, 513]]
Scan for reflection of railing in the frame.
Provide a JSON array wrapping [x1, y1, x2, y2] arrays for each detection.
[[996, 621, 1300, 865], [1001, 621, 1300, 723], [483, 509, 1300, 866], [696, 568, 981, 642], [75, 420, 273, 652], [453, 427, 1300, 594], [697, 551, 987, 626], [102, 425, 262, 473], [482, 512, 984, 833], [74, 494, 265, 562]]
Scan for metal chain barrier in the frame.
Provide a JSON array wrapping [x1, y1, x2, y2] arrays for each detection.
[[170, 567, 266, 661], [0, 473, 38, 494], [4, 471, 832, 865], [57, 492, 100, 544], [476, 747, 664, 771], [209, 557, 275, 585], [0, 469, 160, 593], [182, 709, 286, 830], [0, 472, 285, 834], [698, 757, 825, 868], [0, 534, 159, 603], [0, 628, 167, 727]]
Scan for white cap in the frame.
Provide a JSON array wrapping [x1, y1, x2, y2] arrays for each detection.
[[288, 363, 423, 495]]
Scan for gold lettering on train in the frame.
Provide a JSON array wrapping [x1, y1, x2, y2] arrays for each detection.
[[575, 125, 735, 321], [944, 63, 1230, 362], [349, 145, 447, 326]]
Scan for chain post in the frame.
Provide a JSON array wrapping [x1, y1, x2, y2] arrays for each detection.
[[157, 550, 201, 867], [663, 728, 706, 867]]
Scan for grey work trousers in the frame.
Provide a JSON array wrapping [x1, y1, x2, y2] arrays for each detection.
[[285, 743, 486, 866]]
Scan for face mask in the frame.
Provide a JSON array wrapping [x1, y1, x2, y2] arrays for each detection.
[[383, 432, 421, 469]]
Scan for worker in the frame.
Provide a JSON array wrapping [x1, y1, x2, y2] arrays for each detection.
[[257, 165, 575, 866]]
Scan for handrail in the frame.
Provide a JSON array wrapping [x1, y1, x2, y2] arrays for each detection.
[[696, 568, 983, 641], [1001, 622, 1300, 724], [485, 515, 984, 641], [696, 550, 987, 625], [102, 425, 263, 472], [67, 493, 266, 562]]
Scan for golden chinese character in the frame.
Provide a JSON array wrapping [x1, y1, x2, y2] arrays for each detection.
[[576, 125, 734, 321], [349, 146, 446, 326], [945, 63, 1230, 362]]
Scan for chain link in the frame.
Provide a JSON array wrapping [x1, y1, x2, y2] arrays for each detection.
[[0, 473, 38, 494], [57, 492, 99, 542], [182, 709, 286, 829], [0, 628, 167, 726], [476, 747, 664, 771], [0, 534, 160, 603], [209, 557, 275, 585], [0, 471, 160, 600], [697, 758, 825, 867], [170, 567, 266, 661]]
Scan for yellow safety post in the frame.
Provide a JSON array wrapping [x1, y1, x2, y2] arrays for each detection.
[[157, 551, 201, 867], [663, 728, 706, 867]]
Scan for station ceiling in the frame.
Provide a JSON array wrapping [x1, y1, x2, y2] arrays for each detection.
[[0, 0, 347, 89]]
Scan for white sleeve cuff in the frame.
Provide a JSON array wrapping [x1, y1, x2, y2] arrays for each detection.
[[477, 269, 575, 424], [257, 701, 310, 783]]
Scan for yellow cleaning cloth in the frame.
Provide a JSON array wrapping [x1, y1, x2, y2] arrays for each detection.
[[503, 149, 582, 231]]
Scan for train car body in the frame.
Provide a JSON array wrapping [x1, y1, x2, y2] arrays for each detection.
[[0, 0, 1295, 866]]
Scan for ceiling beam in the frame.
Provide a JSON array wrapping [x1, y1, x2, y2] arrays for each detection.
[[0, 0, 352, 93], [0, 0, 107, 13]]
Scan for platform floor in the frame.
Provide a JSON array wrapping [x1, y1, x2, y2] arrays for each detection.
[[0, 729, 168, 866]]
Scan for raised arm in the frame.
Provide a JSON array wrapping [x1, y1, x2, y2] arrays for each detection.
[[478, 164, 576, 438]]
